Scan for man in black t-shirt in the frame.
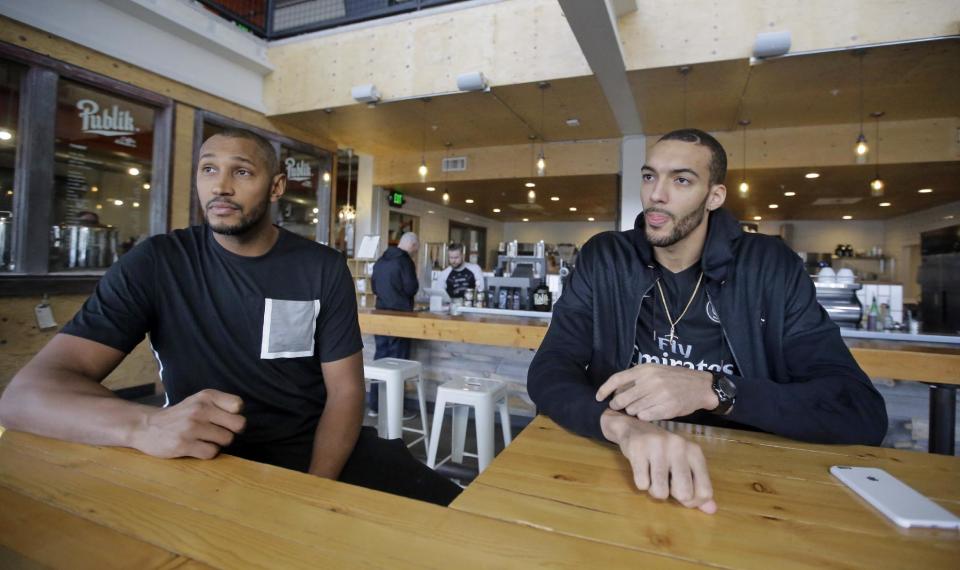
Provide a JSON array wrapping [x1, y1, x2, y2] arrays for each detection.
[[0, 128, 460, 506]]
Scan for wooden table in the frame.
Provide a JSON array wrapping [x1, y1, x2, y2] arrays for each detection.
[[0, 427, 708, 569], [360, 309, 960, 454], [452, 415, 960, 569]]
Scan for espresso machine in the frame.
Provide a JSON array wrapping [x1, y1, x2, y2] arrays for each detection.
[[814, 281, 863, 329]]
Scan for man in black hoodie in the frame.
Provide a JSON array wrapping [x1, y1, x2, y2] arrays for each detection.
[[369, 232, 420, 413], [528, 129, 887, 515]]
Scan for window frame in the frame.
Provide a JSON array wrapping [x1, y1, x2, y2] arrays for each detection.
[[0, 41, 174, 294]]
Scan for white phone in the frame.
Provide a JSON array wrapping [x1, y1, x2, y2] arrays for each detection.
[[830, 466, 960, 530]]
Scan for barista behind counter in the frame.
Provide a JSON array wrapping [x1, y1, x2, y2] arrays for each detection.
[[436, 242, 485, 299]]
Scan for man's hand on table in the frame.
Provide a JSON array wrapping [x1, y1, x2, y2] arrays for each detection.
[[131, 389, 246, 459], [596, 363, 718, 421], [600, 409, 717, 514]]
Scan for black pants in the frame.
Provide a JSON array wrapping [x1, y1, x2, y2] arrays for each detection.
[[227, 427, 461, 506], [370, 335, 411, 411]]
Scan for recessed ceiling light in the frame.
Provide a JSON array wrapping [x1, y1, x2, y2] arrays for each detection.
[[525, 182, 536, 188], [918, 188, 933, 194], [143, 183, 151, 190], [569, 207, 577, 212], [842, 215, 853, 220], [550, 196, 559, 201], [427, 210, 435, 214], [587, 217, 595, 221], [769, 204, 778, 209], [805, 172, 820, 179], [753, 216, 762, 221], [426, 186, 436, 192], [878, 202, 891, 207], [565, 118, 580, 127], [522, 218, 529, 222], [944, 215, 955, 220], [784, 191, 796, 197], [113, 199, 124, 206], [91, 186, 99, 193], [132, 201, 140, 208], [465, 199, 475, 204], [128, 167, 140, 176], [492, 208, 501, 213]]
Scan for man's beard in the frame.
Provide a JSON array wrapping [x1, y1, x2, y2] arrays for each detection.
[[205, 195, 270, 236], [644, 194, 710, 247]]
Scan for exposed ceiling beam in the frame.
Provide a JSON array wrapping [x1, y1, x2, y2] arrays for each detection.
[[557, 0, 643, 135]]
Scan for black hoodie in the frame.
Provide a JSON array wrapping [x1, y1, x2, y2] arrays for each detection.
[[371, 246, 419, 311], [527, 208, 888, 445]]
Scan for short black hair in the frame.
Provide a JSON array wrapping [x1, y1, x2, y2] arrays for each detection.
[[212, 128, 280, 176], [657, 128, 727, 187], [448, 242, 465, 253]]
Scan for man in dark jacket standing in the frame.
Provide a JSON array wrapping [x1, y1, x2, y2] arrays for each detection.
[[369, 232, 420, 413], [528, 129, 887, 515]]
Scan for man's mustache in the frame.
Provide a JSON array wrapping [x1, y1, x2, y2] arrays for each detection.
[[206, 198, 241, 211]]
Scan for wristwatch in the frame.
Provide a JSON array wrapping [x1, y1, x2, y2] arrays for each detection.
[[709, 371, 737, 415]]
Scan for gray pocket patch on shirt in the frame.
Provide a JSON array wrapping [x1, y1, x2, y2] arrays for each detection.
[[260, 298, 321, 359]]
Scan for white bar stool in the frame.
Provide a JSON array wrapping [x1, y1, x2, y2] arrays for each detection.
[[427, 377, 512, 474], [364, 358, 430, 452]]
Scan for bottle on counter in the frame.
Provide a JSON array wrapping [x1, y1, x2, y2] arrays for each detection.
[[474, 286, 484, 308], [487, 286, 496, 309], [512, 288, 521, 311], [532, 279, 552, 312], [464, 288, 474, 307], [498, 287, 508, 310], [866, 296, 880, 331]]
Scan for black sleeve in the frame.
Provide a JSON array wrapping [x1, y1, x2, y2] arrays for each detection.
[[316, 253, 364, 362], [60, 239, 157, 354], [527, 238, 610, 441], [400, 255, 419, 299], [726, 249, 888, 445]]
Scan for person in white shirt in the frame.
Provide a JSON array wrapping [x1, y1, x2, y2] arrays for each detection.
[[437, 242, 484, 299]]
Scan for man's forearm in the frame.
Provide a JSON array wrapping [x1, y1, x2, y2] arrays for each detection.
[[0, 364, 151, 448], [308, 387, 364, 479]]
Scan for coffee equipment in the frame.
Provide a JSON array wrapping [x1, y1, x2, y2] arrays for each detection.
[[0, 211, 12, 271], [814, 281, 863, 329], [50, 224, 119, 270]]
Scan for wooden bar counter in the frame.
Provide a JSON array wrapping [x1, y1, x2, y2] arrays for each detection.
[[452, 415, 960, 570], [360, 309, 960, 454]]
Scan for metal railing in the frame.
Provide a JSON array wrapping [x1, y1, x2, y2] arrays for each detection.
[[196, 0, 468, 39]]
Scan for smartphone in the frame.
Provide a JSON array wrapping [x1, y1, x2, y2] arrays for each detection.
[[830, 466, 960, 530]]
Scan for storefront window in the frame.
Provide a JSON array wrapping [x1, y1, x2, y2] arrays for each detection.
[[278, 145, 328, 241], [50, 80, 155, 271], [0, 60, 23, 272]]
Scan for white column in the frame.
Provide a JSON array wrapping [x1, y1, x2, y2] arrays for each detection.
[[354, 152, 378, 253], [619, 134, 646, 231]]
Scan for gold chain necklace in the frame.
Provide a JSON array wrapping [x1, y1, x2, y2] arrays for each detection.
[[656, 271, 703, 343]]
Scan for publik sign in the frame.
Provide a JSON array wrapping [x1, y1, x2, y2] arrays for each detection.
[[76, 99, 138, 137], [285, 157, 313, 187]]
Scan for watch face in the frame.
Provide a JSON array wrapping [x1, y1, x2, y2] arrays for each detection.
[[715, 374, 737, 401]]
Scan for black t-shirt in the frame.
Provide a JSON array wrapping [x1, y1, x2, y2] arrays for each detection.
[[445, 266, 477, 298], [62, 225, 363, 467], [631, 263, 737, 376]]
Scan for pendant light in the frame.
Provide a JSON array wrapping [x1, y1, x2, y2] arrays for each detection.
[[536, 82, 549, 176], [322, 108, 333, 183], [418, 98, 430, 182], [337, 149, 356, 221], [527, 135, 537, 203], [441, 141, 452, 204], [869, 111, 885, 197], [854, 51, 869, 162], [738, 119, 751, 195]]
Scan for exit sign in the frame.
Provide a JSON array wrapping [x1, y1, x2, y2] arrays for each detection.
[[388, 190, 405, 207]]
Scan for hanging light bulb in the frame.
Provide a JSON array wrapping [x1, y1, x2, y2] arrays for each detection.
[[854, 50, 869, 163], [738, 119, 750, 195], [0, 129, 12, 141], [527, 189, 536, 203], [442, 191, 450, 204], [418, 160, 428, 182], [855, 133, 868, 157], [536, 82, 549, 177], [322, 171, 331, 183], [868, 111, 885, 197], [418, 98, 430, 183], [337, 149, 357, 222]]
